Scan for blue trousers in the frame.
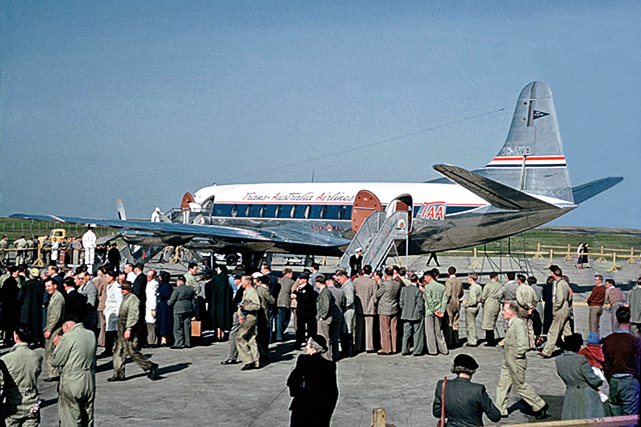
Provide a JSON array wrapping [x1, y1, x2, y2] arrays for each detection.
[[276, 307, 291, 341], [609, 375, 640, 419]]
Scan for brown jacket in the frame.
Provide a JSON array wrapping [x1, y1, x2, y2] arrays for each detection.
[[354, 276, 378, 315], [445, 276, 464, 313], [95, 276, 109, 311]]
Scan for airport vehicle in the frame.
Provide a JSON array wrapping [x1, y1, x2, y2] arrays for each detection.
[[12, 82, 622, 269], [37, 228, 66, 243]]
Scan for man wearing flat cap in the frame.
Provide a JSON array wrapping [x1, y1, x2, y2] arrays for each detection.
[[109, 281, 158, 381], [433, 354, 501, 426]]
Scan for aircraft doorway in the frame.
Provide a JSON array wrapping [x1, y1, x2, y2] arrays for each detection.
[[351, 190, 383, 234], [386, 195, 413, 232]]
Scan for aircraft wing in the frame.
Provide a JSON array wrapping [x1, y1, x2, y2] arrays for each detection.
[[9, 213, 350, 248], [433, 164, 561, 210]]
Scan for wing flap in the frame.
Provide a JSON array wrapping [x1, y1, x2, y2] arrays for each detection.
[[433, 164, 560, 211]]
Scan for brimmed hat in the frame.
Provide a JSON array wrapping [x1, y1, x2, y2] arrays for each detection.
[[121, 282, 133, 291], [355, 247, 363, 253], [299, 273, 310, 280], [453, 354, 479, 371], [30, 268, 40, 277], [251, 272, 263, 279]]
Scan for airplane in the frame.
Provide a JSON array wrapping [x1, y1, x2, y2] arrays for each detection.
[[11, 81, 622, 269]]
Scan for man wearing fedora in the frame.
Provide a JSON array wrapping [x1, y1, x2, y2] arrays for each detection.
[[433, 354, 501, 426], [108, 281, 158, 381]]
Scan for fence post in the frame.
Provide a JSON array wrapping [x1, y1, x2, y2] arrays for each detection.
[[371, 408, 387, 427], [469, 247, 482, 269], [533, 242, 544, 259], [628, 247, 637, 265], [607, 252, 620, 273], [596, 246, 607, 262], [564, 244, 573, 261]]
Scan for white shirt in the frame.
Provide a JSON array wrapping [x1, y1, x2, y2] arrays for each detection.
[[145, 279, 159, 323], [82, 230, 97, 249], [126, 272, 137, 283], [104, 282, 123, 332], [151, 210, 161, 222]]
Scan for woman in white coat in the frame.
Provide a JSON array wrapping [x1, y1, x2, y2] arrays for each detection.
[[103, 271, 123, 356], [145, 270, 159, 346]]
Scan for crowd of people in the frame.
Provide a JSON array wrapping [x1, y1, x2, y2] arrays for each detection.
[[0, 238, 639, 426]]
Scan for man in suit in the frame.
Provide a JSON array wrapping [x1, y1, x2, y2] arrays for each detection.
[[43, 277, 65, 382], [465, 273, 482, 347], [353, 265, 378, 353], [335, 271, 355, 358], [349, 248, 363, 278], [18, 268, 45, 347], [167, 275, 197, 349], [63, 277, 88, 323], [422, 269, 448, 355], [109, 281, 158, 381], [51, 320, 97, 427], [315, 276, 338, 361], [628, 276, 641, 336], [496, 302, 548, 419], [326, 277, 344, 361], [605, 279, 627, 332], [276, 269, 294, 342], [131, 263, 148, 347], [1, 324, 43, 426], [400, 273, 425, 356], [433, 354, 501, 426], [540, 266, 572, 358], [376, 267, 401, 355], [444, 266, 464, 348]]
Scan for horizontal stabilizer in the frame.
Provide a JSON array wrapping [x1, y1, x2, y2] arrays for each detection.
[[572, 177, 623, 204], [433, 164, 561, 211]]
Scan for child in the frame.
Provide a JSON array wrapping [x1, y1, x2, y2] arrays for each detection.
[[578, 332, 608, 402]]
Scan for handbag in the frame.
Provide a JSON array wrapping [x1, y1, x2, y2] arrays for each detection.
[[190, 320, 202, 337], [437, 376, 447, 427]]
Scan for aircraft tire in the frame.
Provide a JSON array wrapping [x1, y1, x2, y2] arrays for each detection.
[[225, 253, 239, 266]]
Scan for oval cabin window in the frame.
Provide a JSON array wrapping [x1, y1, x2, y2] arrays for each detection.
[[304, 205, 311, 219], [290, 205, 297, 218], [259, 205, 266, 218], [275, 205, 282, 218], [245, 205, 252, 217], [230, 205, 238, 217], [338, 205, 347, 220], [319, 205, 328, 219]]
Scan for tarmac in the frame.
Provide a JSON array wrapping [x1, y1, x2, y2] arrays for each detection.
[[25, 253, 641, 426]]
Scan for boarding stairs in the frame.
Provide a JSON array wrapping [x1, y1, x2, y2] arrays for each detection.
[[340, 210, 409, 273]]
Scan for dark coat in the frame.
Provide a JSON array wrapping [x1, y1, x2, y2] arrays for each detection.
[[156, 282, 173, 337], [209, 273, 233, 331], [349, 254, 362, 277], [294, 284, 317, 318], [287, 353, 338, 427], [107, 247, 121, 269], [64, 290, 88, 322], [542, 283, 554, 334], [18, 278, 44, 343], [132, 273, 147, 307], [433, 376, 501, 427], [1, 277, 20, 333]]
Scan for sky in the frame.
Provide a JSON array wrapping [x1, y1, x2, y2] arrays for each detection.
[[2, 1, 640, 229]]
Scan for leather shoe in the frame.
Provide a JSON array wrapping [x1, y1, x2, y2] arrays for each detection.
[[534, 403, 549, 419], [44, 377, 59, 383], [148, 363, 159, 380], [241, 364, 256, 371], [220, 359, 239, 365], [107, 377, 124, 382], [401, 352, 410, 356], [377, 351, 390, 356], [170, 345, 185, 349], [538, 351, 552, 359]]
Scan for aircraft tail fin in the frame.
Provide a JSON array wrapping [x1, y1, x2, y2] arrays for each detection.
[[117, 199, 127, 220], [433, 164, 560, 211], [477, 81, 574, 203], [572, 177, 623, 204]]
